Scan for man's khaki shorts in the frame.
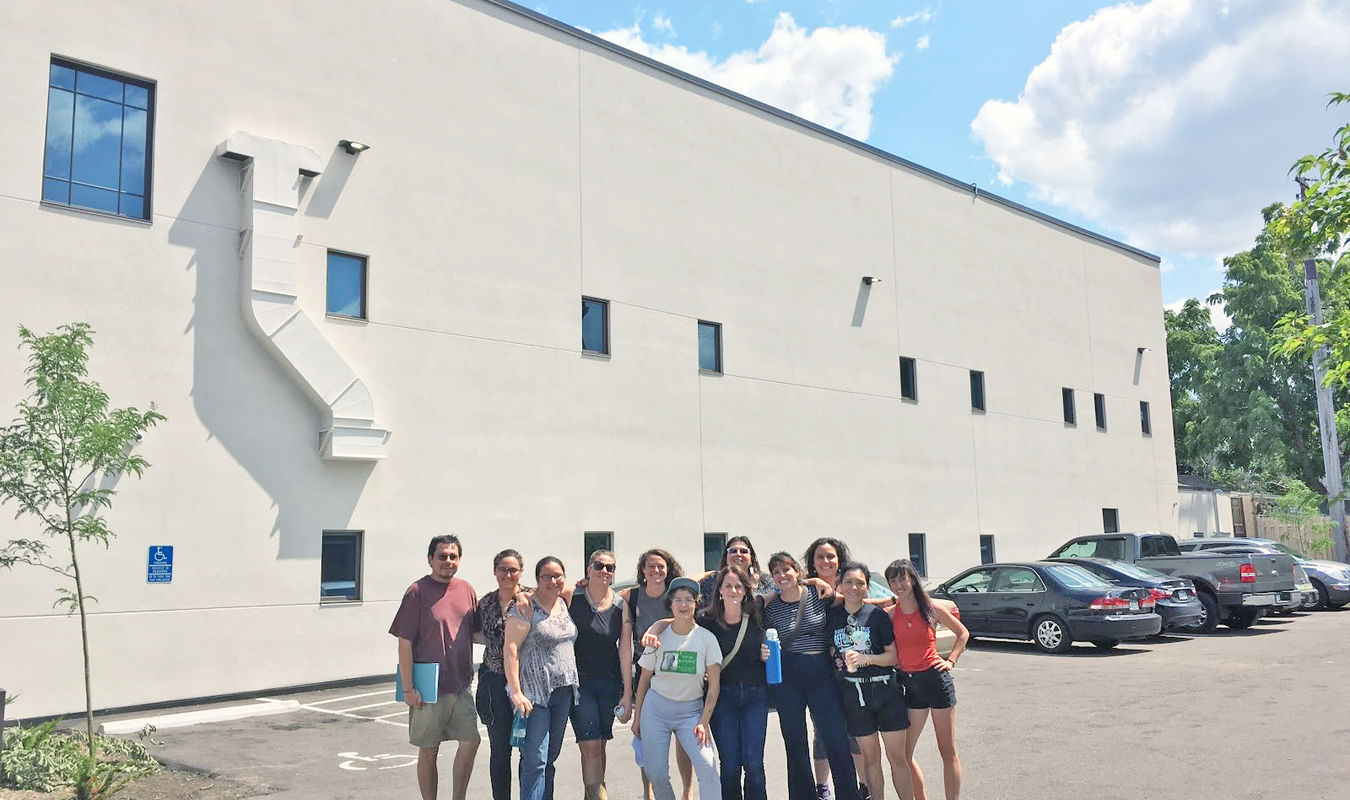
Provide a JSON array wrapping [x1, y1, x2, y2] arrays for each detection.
[[408, 687, 481, 748]]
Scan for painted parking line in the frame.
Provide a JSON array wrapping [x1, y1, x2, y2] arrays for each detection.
[[333, 700, 401, 713], [261, 696, 407, 728], [305, 689, 395, 706], [374, 710, 409, 720]]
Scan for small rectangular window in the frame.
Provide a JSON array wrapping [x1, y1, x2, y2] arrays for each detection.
[[1062, 388, 1076, 425], [321, 530, 363, 602], [1094, 393, 1107, 430], [1140, 400, 1152, 436], [42, 59, 155, 221], [582, 297, 609, 355], [899, 357, 918, 401], [703, 532, 728, 571], [970, 370, 986, 412], [583, 531, 613, 566], [979, 534, 996, 565], [908, 533, 927, 577], [327, 251, 367, 319], [698, 321, 722, 373], [1102, 508, 1119, 533]]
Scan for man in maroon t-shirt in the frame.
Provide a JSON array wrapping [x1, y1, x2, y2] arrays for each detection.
[[389, 534, 481, 800]]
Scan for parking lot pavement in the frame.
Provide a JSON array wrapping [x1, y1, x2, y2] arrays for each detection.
[[119, 610, 1350, 800]]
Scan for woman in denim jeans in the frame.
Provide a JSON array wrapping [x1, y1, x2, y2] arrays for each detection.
[[474, 549, 527, 800], [700, 564, 770, 800], [568, 550, 634, 800]]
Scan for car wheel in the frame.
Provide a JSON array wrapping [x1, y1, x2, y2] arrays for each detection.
[[1031, 615, 1072, 654], [1224, 608, 1260, 630], [1312, 580, 1330, 611], [1193, 591, 1220, 633], [1090, 639, 1119, 649]]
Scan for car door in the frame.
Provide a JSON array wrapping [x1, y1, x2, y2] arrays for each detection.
[[942, 568, 996, 633], [985, 567, 1046, 636]]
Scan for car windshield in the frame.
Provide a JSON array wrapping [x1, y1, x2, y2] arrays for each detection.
[[1265, 542, 1307, 560], [1043, 564, 1113, 590], [1105, 561, 1168, 582]]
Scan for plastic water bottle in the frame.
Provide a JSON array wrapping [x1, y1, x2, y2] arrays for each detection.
[[510, 709, 528, 747], [764, 628, 783, 684]]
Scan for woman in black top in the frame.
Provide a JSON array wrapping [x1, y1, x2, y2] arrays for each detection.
[[695, 535, 775, 608], [474, 549, 527, 800], [568, 550, 634, 800], [761, 552, 859, 800], [699, 565, 769, 800]]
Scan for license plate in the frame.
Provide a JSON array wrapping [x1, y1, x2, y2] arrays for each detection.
[[1175, 590, 1189, 600], [1129, 599, 1139, 611]]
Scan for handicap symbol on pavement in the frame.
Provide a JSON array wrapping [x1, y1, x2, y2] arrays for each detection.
[[337, 752, 417, 771]]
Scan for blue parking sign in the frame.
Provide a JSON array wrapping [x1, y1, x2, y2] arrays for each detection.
[[147, 546, 173, 583]]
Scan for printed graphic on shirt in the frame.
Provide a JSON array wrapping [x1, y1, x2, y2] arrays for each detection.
[[833, 625, 873, 653], [658, 650, 699, 674]]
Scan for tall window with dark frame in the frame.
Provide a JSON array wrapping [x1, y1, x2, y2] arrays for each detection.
[[326, 251, 367, 319], [1102, 508, 1120, 533], [908, 533, 928, 577], [900, 357, 918, 401], [42, 59, 154, 220], [1062, 387, 1076, 425], [1094, 392, 1107, 430], [320, 530, 363, 601], [582, 297, 609, 355], [969, 370, 986, 412], [698, 320, 722, 373], [583, 531, 613, 566], [1139, 400, 1152, 435], [703, 533, 728, 571], [979, 534, 996, 565]]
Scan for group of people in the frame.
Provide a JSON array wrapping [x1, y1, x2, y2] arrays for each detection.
[[389, 534, 970, 800]]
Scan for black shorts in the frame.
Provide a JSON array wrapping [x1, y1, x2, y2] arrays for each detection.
[[840, 674, 909, 737], [900, 666, 956, 710]]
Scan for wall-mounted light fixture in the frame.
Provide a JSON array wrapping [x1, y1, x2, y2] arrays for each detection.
[[862, 276, 882, 286], [339, 139, 371, 155], [1137, 346, 1151, 354]]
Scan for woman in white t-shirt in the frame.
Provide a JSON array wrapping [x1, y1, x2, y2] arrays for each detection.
[[632, 576, 723, 800]]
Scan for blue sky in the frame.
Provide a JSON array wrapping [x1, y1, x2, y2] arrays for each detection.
[[527, 0, 1350, 318]]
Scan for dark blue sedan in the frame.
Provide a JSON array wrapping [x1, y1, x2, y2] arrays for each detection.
[[1045, 557, 1204, 631], [932, 561, 1162, 653]]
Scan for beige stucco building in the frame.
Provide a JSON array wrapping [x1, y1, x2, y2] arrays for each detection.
[[0, 0, 1179, 718]]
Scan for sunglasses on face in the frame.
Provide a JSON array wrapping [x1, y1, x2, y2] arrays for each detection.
[[590, 562, 617, 573], [434, 554, 457, 562], [726, 547, 751, 555]]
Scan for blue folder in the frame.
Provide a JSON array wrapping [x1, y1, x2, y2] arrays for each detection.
[[394, 662, 440, 703]]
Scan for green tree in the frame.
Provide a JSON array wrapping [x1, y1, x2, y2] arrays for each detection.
[[0, 324, 164, 759]]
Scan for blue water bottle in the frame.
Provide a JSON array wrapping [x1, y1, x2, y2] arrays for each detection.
[[510, 709, 528, 747], [764, 628, 783, 685]]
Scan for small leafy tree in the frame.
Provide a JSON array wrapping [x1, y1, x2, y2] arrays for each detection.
[[0, 323, 164, 760]]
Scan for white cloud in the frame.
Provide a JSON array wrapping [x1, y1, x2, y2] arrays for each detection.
[[971, 0, 1350, 262], [598, 13, 896, 140], [916, 34, 930, 51], [652, 12, 675, 36], [891, 9, 932, 28], [1165, 294, 1232, 334]]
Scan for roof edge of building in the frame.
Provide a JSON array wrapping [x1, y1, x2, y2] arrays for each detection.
[[477, 0, 1162, 266]]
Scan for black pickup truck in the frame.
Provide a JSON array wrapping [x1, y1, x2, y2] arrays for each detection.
[[1047, 532, 1299, 632]]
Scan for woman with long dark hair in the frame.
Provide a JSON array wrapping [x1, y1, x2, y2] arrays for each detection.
[[761, 552, 859, 800], [804, 537, 861, 800], [886, 558, 969, 800], [696, 536, 774, 608], [474, 549, 527, 800], [700, 564, 769, 800]]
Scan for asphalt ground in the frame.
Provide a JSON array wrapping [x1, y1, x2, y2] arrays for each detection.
[[97, 609, 1350, 800]]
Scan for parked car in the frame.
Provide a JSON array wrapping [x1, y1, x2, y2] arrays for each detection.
[[1179, 538, 1350, 610], [1045, 557, 1203, 631], [1048, 532, 1299, 632], [1180, 544, 1318, 612], [931, 562, 1161, 653]]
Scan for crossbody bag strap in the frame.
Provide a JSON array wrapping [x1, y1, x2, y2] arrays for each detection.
[[778, 585, 809, 647], [721, 616, 750, 666]]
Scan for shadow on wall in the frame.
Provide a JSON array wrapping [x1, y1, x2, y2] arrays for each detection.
[[167, 149, 375, 560]]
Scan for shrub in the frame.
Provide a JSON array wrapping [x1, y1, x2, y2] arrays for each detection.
[[1, 720, 158, 795]]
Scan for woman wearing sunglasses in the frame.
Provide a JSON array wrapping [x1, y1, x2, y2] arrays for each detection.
[[568, 550, 634, 800], [474, 549, 529, 800], [697, 536, 774, 608]]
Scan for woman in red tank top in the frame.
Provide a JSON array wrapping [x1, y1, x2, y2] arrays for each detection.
[[886, 559, 969, 800]]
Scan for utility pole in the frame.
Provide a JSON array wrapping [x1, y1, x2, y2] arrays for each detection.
[[1298, 177, 1350, 562]]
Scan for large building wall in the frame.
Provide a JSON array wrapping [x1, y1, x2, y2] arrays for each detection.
[[0, 0, 1178, 718]]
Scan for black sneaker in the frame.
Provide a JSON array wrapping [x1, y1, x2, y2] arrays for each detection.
[[858, 784, 872, 800], [816, 784, 832, 800]]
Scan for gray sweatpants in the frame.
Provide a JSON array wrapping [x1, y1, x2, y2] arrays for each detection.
[[641, 690, 720, 800]]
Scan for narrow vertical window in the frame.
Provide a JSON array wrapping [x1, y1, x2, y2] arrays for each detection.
[[899, 357, 918, 401], [1102, 508, 1119, 533], [1062, 388, 1076, 425], [326, 251, 367, 319], [42, 59, 155, 220], [1140, 400, 1152, 436], [1094, 393, 1107, 430], [970, 370, 986, 412], [979, 534, 996, 565], [320, 530, 363, 601], [703, 532, 728, 571], [698, 320, 722, 373], [908, 533, 928, 577], [583, 531, 613, 566], [582, 297, 609, 355]]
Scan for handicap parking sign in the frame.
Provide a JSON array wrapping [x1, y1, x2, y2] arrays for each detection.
[[147, 546, 173, 584]]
